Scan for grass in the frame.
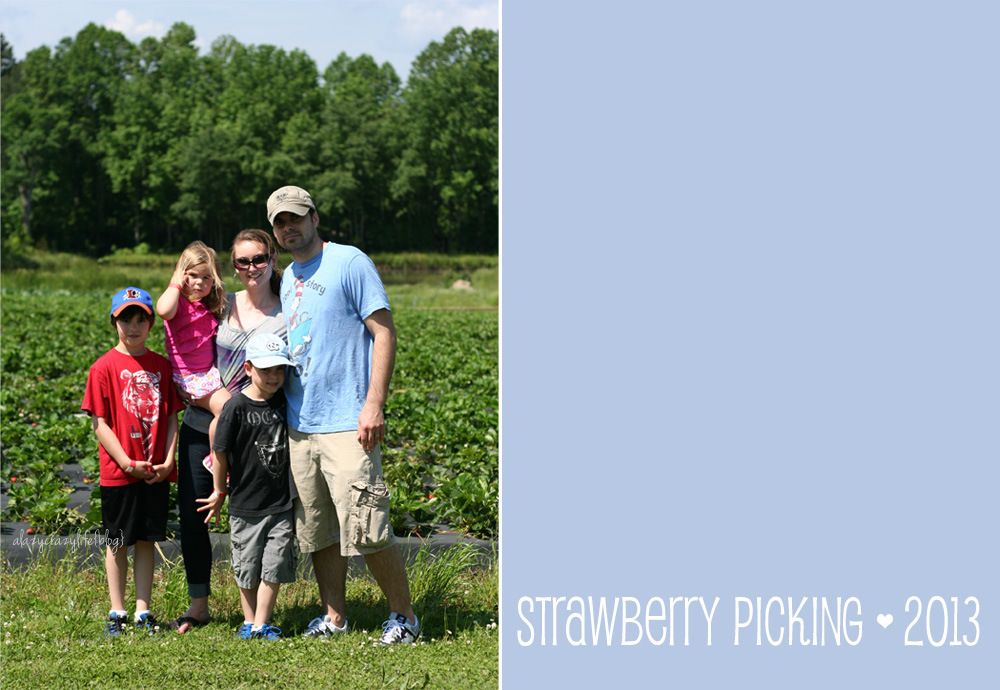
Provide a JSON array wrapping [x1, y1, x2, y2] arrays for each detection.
[[388, 266, 498, 310], [0, 543, 498, 689], [0, 249, 498, 311]]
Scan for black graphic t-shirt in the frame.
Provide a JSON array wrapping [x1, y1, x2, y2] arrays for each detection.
[[213, 391, 292, 518]]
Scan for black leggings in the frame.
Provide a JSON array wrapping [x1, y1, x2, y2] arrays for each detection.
[[177, 422, 215, 598]]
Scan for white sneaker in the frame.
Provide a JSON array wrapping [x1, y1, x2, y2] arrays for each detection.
[[302, 614, 348, 638], [379, 613, 420, 645]]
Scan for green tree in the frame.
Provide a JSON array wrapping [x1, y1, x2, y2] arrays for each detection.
[[1, 24, 498, 256], [188, 37, 323, 238], [395, 28, 498, 252], [312, 53, 402, 249], [1, 25, 134, 252], [53, 24, 134, 251], [169, 105, 246, 252], [1, 33, 20, 98], [103, 23, 204, 250], [1, 45, 70, 247]]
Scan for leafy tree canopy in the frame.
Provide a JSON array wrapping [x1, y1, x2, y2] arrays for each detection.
[[1, 24, 498, 255]]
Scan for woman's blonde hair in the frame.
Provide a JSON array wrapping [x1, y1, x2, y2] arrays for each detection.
[[176, 241, 227, 317], [230, 229, 283, 297]]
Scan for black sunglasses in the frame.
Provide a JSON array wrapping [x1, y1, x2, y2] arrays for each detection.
[[233, 253, 270, 270]]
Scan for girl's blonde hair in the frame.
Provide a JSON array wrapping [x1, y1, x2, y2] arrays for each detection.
[[176, 241, 227, 317], [230, 229, 283, 297]]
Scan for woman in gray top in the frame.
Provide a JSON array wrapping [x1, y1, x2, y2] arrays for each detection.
[[174, 229, 286, 633]]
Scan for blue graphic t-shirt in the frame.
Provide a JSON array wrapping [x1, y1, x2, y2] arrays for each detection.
[[280, 242, 390, 433]]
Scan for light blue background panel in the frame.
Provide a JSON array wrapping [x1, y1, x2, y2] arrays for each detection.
[[502, 1, 999, 686]]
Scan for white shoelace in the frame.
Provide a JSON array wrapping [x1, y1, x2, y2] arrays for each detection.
[[381, 616, 416, 643]]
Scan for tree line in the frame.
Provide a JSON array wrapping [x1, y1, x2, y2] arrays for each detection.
[[1, 23, 497, 255]]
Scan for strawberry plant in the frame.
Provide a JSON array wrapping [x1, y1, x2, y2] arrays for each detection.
[[2, 286, 498, 538]]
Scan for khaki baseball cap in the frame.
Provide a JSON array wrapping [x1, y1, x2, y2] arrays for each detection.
[[267, 185, 316, 225]]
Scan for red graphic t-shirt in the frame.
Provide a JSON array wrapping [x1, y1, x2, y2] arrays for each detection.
[[81, 348, 184, 486]]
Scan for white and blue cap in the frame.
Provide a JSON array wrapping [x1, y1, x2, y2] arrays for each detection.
[[245, 332, 293, 369], [110, 287, 154, 317]]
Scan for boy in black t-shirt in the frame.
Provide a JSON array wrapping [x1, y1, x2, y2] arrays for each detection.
[[197, 332, 295, 640]]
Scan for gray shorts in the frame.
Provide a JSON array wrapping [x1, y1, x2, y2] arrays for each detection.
[[230, 509, 297, 589]]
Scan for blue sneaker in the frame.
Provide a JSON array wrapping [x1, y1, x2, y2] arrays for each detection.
[[251, 624, 282, 640], [105, 612, 128, 637], [134, 612, 160, 635], [238, 623, 254, 639]]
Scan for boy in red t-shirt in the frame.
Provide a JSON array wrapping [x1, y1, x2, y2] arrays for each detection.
[[81, 287, 184, 636]]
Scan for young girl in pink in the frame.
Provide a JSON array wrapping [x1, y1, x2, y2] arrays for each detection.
[[156, 241, 230, 467]]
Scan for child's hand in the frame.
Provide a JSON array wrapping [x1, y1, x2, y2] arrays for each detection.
[[123, 459, 154, 480], [170, 267, 188, 294], [146, 459, 175, 484], [196, 491, 226, 525]]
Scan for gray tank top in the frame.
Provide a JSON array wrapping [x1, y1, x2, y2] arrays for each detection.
[[183, 291, 286, 433]]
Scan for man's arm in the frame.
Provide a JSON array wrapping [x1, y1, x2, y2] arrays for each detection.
[[358, 308, 396, 453]]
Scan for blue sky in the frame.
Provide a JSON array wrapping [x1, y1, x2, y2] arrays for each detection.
[[0, 0, 498, 80]]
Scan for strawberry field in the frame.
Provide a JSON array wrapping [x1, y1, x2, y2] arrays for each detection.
[[1, 266, 497, 538]]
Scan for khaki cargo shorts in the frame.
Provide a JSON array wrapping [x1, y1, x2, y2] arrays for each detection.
[[288, 428, 394, 556]]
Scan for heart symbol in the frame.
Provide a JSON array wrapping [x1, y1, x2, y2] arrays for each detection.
[[876, 613, 893, 629]]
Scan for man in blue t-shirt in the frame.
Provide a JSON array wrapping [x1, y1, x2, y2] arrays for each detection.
[[266, 185, 419, 645]]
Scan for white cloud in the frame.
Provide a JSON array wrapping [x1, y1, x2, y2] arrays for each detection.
[[400, 0, 498, 40], [104, 9, 165, 40]]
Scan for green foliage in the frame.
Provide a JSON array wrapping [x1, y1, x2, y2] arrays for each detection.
[[373, 252, 497, 275], [1, 256, 497, 537], [1, 24, 497, 255], [385, 311, 498, 537], [394, 28, 498, 252], [1, 291, 128, 532], [104, 242, 152, 258], [314, 53, 401, 249]]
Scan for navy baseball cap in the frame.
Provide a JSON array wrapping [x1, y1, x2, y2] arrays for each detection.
[[110, 287, 154, 318]]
